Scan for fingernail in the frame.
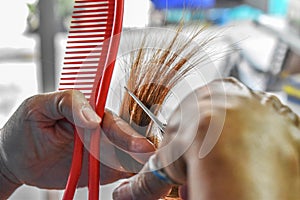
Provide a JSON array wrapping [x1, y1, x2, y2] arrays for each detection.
[[81, 104, 101, 123]]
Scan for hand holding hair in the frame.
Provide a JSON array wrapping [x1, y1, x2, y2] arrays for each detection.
[[0, 90, 155, 200]]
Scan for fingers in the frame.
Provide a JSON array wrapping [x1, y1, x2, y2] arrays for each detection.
[[57, 90, 101, 129], [112, 156, 173, 200], [31, 90, 154, 157], [102, 110, 156, 163], [111, 104, 191, 199], [31, 90, 101, 129]]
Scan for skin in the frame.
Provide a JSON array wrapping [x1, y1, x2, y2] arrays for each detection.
[[0, 90, 155, 200], [112, 77, 300, 200]]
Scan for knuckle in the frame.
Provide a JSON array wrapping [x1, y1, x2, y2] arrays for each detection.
[[59, 90, 81, 106], [23, 94, 41, 106], [135, 174, 153, 197], [62, 89, 83, 98], [61, 90, 76, 102], [21, 94, 43, 115], [128, 138, 145, 153]]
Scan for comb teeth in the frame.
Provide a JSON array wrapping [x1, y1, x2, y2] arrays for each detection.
[[60, 1, 124, 199], [59, 0, 116, 100]]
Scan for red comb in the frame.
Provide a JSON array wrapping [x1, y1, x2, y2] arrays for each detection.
[[58, 0, 124, 199]]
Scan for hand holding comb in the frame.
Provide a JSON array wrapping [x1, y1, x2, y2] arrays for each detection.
[[58, 0, 124, 199]]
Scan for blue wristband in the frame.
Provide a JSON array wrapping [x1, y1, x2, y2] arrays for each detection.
[[148, 155, 179, 185]]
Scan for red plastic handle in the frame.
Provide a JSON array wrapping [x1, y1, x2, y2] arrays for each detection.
[[62, 0, 124, 199], [88, 1, 124, 199]]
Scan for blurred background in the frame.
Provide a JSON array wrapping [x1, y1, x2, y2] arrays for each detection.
[[1, 0, 300, 199]]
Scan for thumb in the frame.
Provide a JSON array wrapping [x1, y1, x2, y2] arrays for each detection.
[[112, 155, 175, 200], [43, 90, 101, 129]]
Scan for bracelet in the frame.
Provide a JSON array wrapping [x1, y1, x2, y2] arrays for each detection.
[[148, 155, 180, 185]]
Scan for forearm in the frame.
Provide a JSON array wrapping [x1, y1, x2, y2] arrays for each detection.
[[0, 128, 21, 200]]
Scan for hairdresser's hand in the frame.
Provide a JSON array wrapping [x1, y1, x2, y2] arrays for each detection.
[[112, 102, 191, 200], [0, 90, 155, 196]]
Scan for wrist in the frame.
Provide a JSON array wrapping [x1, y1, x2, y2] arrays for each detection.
[[0, 168, 21, 199], [0, 128, 22, 199]]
